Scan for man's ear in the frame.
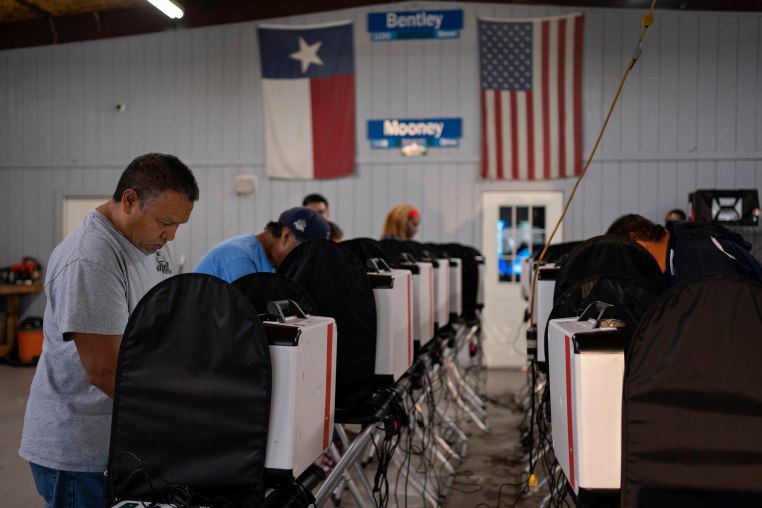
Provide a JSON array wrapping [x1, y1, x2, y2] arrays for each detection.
[[280, 227, 294, 245], [121, 189, 139, 214]]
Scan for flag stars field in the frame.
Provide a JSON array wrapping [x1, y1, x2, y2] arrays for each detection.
[[289, 36, 324, 74]]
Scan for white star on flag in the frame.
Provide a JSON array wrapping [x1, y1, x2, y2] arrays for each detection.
[[289, 36, 324, 74]]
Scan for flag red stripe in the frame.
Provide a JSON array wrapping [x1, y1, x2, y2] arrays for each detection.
[[494, 91, 505, 180], [311, 74, 355, 179], [526, 91, 535, 180], [573, 15, 584, 175], [510, 92, 519, 180], [481, 91, 489, 178], [542, 21, 551, 180], [557, 17, 567, 178]]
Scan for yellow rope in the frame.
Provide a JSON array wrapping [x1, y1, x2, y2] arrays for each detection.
[[528, 0, 657, 328]]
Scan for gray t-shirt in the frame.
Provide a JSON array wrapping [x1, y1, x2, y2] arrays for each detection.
[[19, 209, 175, 472]]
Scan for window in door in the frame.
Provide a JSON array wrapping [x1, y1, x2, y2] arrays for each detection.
[[497, 205, 547, 283]]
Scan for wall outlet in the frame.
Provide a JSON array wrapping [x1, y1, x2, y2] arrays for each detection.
[[235, 174, 257, 196]]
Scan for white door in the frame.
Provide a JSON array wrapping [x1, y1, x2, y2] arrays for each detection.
[[63, 197, 109, 240], [481, 191, 564, 367]]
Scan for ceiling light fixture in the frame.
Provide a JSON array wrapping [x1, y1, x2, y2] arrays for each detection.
[[145, 0, 184, 19]]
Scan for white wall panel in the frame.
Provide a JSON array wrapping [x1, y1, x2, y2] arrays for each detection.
[[66, 44, 83, 160], [5, 169, 25, 263], [638, 163, 661, 219], [82, 44, 99, 160], [737, 18, 759, 153], [620, 12, 642, 155], [716, 16, 738, 154], [619, 162, 640, 219], [0, 52, 8, 164], [697, 15, 719, 153], [37, 50, 55, 162], [675, 162, 698, 210], [20, 49, 37, 161], [737, 161, 758, 188], [657, 13, 679, 154], [677, 14, 699, 154], [697, 161, 717, 188], [656, 162, 679, 214], [0, 169, 8, 263], [35, 169, 55, 265], [600, 11, 624, 156], [1, 2, 761, 320], [7, 52, 23, 162], [639, 14, 660, 155]]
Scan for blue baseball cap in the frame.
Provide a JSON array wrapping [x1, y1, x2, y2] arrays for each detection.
[[278, 207, 330, 241]]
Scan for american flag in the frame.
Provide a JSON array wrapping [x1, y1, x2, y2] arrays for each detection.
[[479, 14, 584, 180]]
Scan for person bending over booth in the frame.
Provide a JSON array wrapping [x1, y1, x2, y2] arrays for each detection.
[[19, 153, 199, 508], [606, 213, 762, 287], [381, 204, 421, 241], [194, 206, 330, 283]]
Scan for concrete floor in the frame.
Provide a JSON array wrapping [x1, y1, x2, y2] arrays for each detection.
[[0, 364, 545, 508], [0, 363, 38, 507]]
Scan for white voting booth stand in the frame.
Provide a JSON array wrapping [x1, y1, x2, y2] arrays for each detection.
[[261, 300, 337, 482], [432, 258, 450, 330], [367, 259, 414, 385], [401, 257, 435, 348], [547, 304, 625, 496], [413, 261, 435, 347]]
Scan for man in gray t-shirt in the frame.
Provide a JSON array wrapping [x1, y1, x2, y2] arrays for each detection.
[[19, 153, 198, 508]]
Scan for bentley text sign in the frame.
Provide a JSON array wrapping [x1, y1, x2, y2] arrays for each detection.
[[368, 10, 463, 41]]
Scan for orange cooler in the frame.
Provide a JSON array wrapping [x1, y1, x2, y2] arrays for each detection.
[[17, 317, 43, 365]]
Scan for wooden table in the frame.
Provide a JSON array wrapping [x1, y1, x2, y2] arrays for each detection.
[[0, 284, 43, 358]]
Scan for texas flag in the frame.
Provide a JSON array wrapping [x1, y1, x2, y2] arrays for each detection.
[[258, 22, 355, 180]]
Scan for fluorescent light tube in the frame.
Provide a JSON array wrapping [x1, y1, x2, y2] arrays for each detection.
[[146, 0, 184, 19]]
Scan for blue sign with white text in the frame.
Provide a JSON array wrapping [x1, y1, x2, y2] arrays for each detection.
[[367, 118, 462, 148], [368, 10, 463, 41]]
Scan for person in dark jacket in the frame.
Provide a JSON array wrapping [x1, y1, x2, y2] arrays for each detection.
[[606, 214, 762, 287]]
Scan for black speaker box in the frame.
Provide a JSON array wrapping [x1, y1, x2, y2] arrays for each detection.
[[689, 189, 759, 226]]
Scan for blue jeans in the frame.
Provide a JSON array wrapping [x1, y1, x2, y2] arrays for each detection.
[[30, 462, 104, 508]]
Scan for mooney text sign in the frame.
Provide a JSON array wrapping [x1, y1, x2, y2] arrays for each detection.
[[368, 118, 462, 148]]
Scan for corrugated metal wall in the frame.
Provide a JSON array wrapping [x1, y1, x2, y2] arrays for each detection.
[[1, 2, 761, 316]]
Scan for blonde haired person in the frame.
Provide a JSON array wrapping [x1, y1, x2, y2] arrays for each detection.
[[381, 204, 421, 241]]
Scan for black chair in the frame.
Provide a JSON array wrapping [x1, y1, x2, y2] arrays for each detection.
[[106, 274, 271, 507], [380, 239, 434, 263], [232, 272, 329, 506], [278, 239, 379, 422], [233, 272, 317, 316], [542, 235, 666, 373], [622, 276, 762, 507], [341, 237, 403, 269], [552, 234, 665, 303]]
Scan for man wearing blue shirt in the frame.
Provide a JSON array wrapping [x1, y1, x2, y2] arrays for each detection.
[[194, 206, 330, 283]]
